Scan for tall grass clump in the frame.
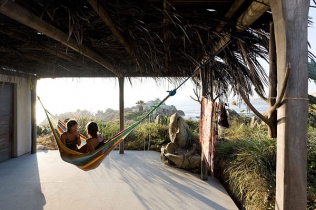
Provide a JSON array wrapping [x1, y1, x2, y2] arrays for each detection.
[[215, 123, 276, 209], [216, 116, 316, 209]]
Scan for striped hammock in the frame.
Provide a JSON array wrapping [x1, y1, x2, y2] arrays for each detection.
[[40, 95, 170, 171]]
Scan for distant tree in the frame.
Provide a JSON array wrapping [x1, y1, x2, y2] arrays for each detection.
[[136, 100, 144, 112], [36, 126, 43, 136], [95, 110, 105, 121], [308, 60, 316, 83]]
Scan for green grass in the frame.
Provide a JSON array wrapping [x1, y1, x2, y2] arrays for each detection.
[[215, 117, 316, 210]]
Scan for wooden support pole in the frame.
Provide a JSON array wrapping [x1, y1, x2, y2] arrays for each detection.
[[31, 79, 37, 154], [119, 77, 125, 154], [270, 1, 309, 209]]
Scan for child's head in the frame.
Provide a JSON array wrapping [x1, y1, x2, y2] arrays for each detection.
[[86, 121, 98, 138]]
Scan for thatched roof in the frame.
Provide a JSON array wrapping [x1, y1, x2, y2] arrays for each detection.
[[0, 0, 273, 97]]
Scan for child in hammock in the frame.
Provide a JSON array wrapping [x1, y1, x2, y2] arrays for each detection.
[[60, 119, 81, 150], [78, 121, 104, 153]]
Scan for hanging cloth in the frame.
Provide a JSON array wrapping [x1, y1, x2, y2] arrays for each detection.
[[218, 103, 229, 128], [200, 97, 217, 176]]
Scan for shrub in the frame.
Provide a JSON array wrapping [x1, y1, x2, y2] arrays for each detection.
[[37, 124, 51, 136], [185, 118, 199, 134], [307, 126, 316, 209], [125, 122, 169, 150]]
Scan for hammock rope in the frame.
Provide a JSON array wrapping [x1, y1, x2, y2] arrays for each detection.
[[38, 34, 237, 171]]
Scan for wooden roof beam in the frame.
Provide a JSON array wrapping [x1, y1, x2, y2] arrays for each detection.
[[213, 0, 270, 52], [0, 46, 51, 65], [195, 0, 270, 72], [163, 0, 171, 71], [215, 0, 246, 32], [213, 0, 270, 53], [0, 66, 37, 78], [0, 27, 83, 66], [236, 0, 270, 32], [41, 47, 83, 66], [87, 0, 137, 63], [0, 0, 118, 75]]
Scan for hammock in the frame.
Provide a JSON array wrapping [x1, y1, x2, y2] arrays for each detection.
[[38, 95, 170, 171]]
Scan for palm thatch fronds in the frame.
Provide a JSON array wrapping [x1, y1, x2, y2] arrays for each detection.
[[0, 0, 274, 97]]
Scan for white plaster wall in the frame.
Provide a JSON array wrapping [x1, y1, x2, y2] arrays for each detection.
[[0, 74, 32, 156]]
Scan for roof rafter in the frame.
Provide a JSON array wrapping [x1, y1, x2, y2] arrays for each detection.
[[196, 0, 270, 73], [236, 0, 270, 32], [0, 27, 84, 66], [163, 0, 171, 71], [0, 45, 53, 65], [215, 0, 246, 32], [87, 0, 138, 65], [0, 0, 118, 76]]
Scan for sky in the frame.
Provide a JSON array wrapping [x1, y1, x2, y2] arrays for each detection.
[[36, 78, 199, 123], [36, 2, 316, 123]]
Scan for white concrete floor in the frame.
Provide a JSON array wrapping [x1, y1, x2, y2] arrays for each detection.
[[0, 150, 238, 210]]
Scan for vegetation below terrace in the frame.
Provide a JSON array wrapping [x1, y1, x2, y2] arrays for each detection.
[[37, 97, 316, 210]]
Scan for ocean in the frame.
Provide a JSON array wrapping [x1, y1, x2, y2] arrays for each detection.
[[168, 98, 268, 120], [37, 97, 268, 124]]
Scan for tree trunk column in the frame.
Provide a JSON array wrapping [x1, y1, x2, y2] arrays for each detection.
[[200, 66, 210, 180], [119, 77, 124, 154], [270, 1, 309, 209], [268, 22, 277, 138]]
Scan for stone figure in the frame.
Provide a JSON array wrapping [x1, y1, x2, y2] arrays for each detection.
[[161, 113, 200, 171]]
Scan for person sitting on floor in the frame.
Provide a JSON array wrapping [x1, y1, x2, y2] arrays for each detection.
[[60, 119, 81, 150]]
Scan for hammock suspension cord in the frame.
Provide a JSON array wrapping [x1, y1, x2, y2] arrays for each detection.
[[37, 33, 237, 171]]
